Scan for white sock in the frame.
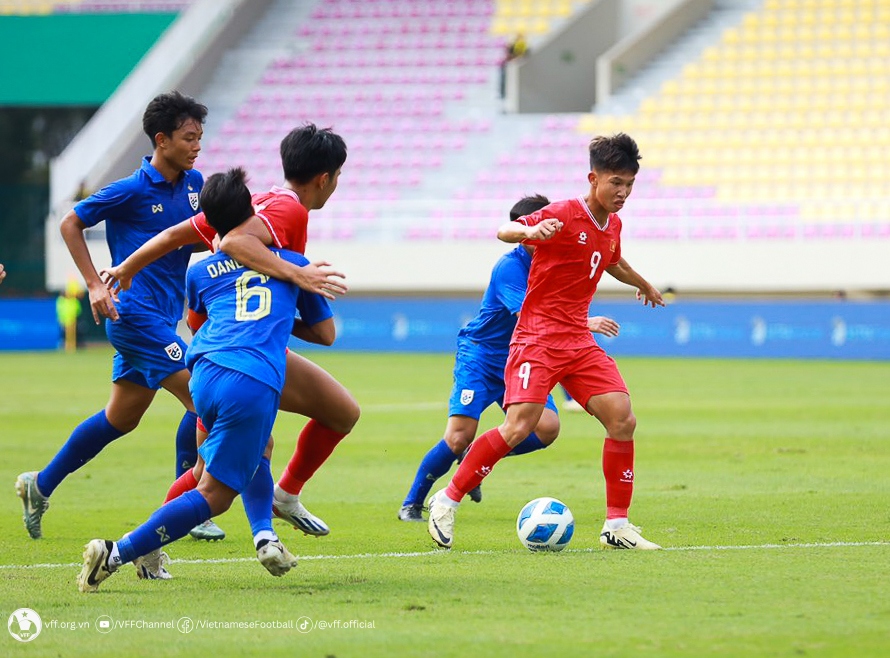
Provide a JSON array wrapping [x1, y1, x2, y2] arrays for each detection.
[[606, 517, 628, 531], [108, 542, 122, 571], [273, 485, 299, 503], [439, 494, 460, 508], [253, 530, 278, 548]]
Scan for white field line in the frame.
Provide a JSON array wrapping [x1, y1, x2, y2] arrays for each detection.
[[1, 540, 887, 571]]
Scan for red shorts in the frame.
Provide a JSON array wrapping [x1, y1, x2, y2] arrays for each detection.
[[504, 342, 627, 410]]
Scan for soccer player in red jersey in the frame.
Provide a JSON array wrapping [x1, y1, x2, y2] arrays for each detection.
[[103, 125, 359, 568], [427, 133, 664, 550]]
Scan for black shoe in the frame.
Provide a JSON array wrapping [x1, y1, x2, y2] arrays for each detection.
[[467, 484, 483, 503], [398, 504, 425, 522]]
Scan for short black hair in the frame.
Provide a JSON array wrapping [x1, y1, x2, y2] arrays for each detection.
[[509, 194, 550, 221], [588, 133, 641, 174], [280, 123, 347, 184], [142, 90, 208, 147], [200, 167, 254, 238]]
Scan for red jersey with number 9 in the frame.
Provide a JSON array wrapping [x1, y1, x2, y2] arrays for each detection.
[[513, 197, 622, 350]]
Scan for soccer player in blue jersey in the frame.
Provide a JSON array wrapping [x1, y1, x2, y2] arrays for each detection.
[[398, 195, 619, 521], [78, 167, 325, 591], [16, 91, 209, 543]]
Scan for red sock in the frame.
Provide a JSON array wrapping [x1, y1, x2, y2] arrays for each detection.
[[277, 420, 347, 495], [164, 469, 198, 503], [445, 428, 512, 502], [603, 438, 634, 519]]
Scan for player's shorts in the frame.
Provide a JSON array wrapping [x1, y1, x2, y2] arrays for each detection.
[[504, 341, 627, 412], [106, 314, 188, 390], [190, 359, 280, 493], [448, 341, 557, 419]]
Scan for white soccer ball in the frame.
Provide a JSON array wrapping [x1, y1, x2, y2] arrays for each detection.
[[516, 497, 574, 552]]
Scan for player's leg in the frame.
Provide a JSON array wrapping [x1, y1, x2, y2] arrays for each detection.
[[16, 376, 155, 539], [564, 346, 660, 550], [507, 394, 560, 455], [427, 402, 545, 549], [399, 414, 479, 521], [160, 367, 225, 541], [273, 352, 360, 535], [239, 435, 297, 575]]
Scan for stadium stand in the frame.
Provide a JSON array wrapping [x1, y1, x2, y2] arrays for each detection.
[[0, 0, 192, 13]]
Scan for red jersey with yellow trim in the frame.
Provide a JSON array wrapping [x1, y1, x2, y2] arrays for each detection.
[[513, 196, 622, 350], [190, 186, 308, 253]]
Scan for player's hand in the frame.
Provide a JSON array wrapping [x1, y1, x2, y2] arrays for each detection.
[[588, 315, 620, 336], [528, 218, 563, 241], [294, 261, 347, 300], [636, 286, 664, 308], [0, 263, 6, 285], [87, 280, 119, 324], [100, 265, 133, 300]]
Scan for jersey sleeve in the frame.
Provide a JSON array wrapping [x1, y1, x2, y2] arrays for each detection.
[[609, 217, 623, 266], [73, 179, 133, 228], [258, 198, 308, 252], [492, 256, 528, 315], [281, 250, 333, 325], [189, 212, 218, 251]]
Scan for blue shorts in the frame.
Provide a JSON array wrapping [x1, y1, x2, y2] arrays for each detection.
[[447, 342, 557, 419], [107, 314, 188, 390], [190, 360, 280, 493]]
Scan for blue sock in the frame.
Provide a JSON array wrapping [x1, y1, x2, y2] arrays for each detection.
[[175, 410, 199, 477], [508, 432, 547, 456], [117, 489, 212, 564], [403, 439, 459, 506], [37, 410, 125, 497], [241, 457, 274, 538]]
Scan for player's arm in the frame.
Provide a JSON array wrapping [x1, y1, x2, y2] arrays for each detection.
[[292, 317, 335, 346], [497, 218, 562, 243], [605, 257, 664, 308], [219, 216, 347, 300], [0, 262, 6, 284], [60, 209, 119, 323], [101, 219, 204, 294]]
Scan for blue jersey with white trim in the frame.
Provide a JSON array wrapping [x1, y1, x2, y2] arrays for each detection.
[[185, 249, 332, 392], [457, 245, 531, 363], [74, 156, 203, 323]]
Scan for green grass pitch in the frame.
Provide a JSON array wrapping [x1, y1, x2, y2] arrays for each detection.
[[1, 348, 888, 657]]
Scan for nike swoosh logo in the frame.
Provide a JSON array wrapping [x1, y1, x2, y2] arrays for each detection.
[[431, 520, 451, 547]]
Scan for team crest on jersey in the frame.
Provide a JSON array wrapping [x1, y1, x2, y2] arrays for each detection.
[[460, 389, 474, 405], [578, 231, 588, 245], [188, 192, 200, 211], [164, 342, 183, 361]]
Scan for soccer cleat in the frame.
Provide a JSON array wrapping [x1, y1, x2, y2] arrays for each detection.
[[77, 539, 117, 593], [15, 471, 49, 539], [467, 484, 483, 504], [427, 489, 456, 549], [257, 539, 298, 577], [133, 548, 173, 580], [273, 495, 330, 536], [599, 521, 662, 550], [397, 503, 424, 522], [189, 519, 226, 541]]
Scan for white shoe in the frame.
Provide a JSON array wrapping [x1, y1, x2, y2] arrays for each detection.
[[133, 548, 173, 580], [257, 539, 298, 577], [427, 489, 456, 549], [273, 488, 329, 536], [78, 539, 117, 593], [599, 521, 661, 550]]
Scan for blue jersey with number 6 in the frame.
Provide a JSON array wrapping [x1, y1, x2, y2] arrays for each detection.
[[185, 249, 331, 392]]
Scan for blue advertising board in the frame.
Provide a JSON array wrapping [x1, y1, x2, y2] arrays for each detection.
[[292, 298, 890, 360], [0, 299, 59, 351]]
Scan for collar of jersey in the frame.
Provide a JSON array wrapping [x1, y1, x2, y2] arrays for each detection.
[[269, 185, 300, 202], [141, 156, 191, 188], [577, 196, 610, 231]]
